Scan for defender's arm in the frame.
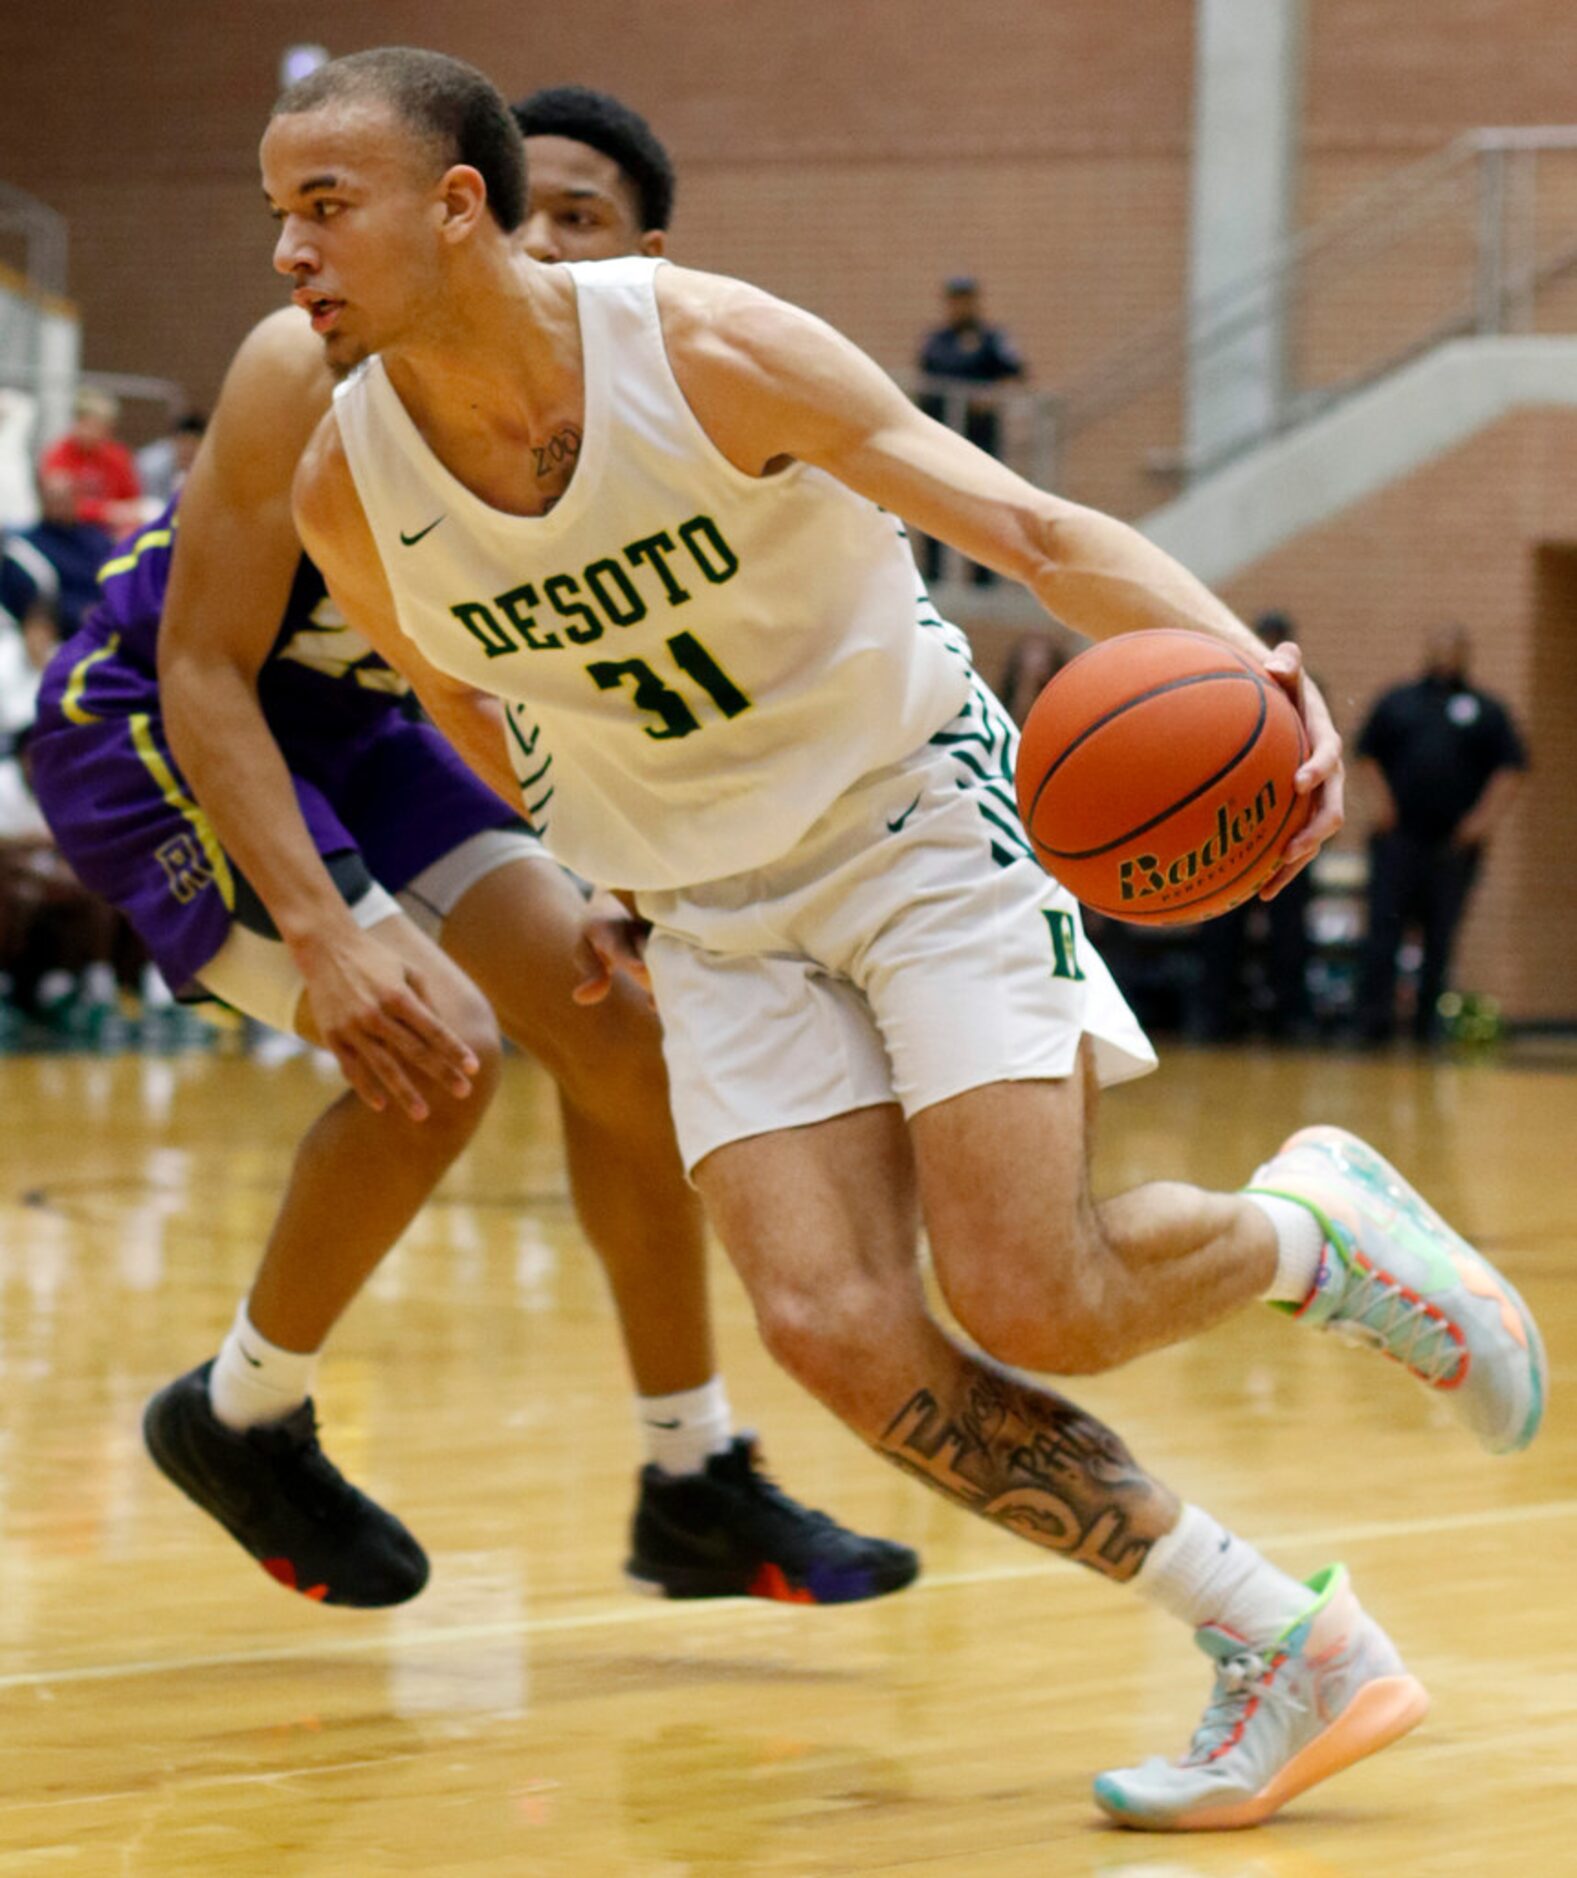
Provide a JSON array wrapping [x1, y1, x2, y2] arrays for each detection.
[[159, 309, 365, 958], [291, 414, 520, 809], [159, 310, 477, 1113]]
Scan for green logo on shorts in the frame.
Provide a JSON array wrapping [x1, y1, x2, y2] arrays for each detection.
[[1043, 910, 1086, 982]]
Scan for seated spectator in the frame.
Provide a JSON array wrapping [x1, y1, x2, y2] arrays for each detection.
[[0, 586, 46, 836], [0, 597, 65, 1027], [2, 473, 115, 646], [135, 411, 207, 510], [39, 387, 141, 535], [0, 389, 40, 530]]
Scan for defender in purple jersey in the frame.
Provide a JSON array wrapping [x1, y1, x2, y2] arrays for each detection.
[[32, 506, 525, 1008], [29, 90, 918, 1614]]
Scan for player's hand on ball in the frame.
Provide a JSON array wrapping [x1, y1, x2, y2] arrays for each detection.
[[572, 899, 653, 1007], [294, 926, 481, 1119], [1258, 643, 1344, 900]]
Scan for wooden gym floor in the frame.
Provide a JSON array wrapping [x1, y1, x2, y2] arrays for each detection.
[[0, 1041, 1572, 1875]]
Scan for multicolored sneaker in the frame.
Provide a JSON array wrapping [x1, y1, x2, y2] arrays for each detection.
[[143, 1362, 429, 1606], [626, 1434, 920, 1604], [1094, 1565, 1428, 1831], [1248, 1124, 1546, 1454]]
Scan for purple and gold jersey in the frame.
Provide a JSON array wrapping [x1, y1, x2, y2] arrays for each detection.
[[29, 501, 522, 996], [49, 499, 414, 738]]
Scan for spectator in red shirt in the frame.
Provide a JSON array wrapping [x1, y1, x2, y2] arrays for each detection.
[[38, 387, 141, 534]]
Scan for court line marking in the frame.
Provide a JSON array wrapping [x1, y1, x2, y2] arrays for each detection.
[[3, 1495, 1572, 1696], [0, 1752, 435, 1821]]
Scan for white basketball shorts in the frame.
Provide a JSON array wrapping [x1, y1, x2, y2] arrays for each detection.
[[636, 681, 1157, 1172], [199, 827, 551, 1036]]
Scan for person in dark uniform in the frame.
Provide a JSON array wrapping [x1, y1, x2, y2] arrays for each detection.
[[916, 277, 1025, 583], [1356, 626, 1527, 1044]]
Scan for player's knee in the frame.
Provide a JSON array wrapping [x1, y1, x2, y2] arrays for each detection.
[[447, 973, 504, 1074], [751, 1273, 892, 1410], [420, 982, 504, 1136], [552, 999, 669, 1127], [940, 1231, 1124, 1376]]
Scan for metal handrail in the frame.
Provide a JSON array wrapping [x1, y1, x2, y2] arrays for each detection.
[[1063, 139, 1478, 427], [1055, 126, 1577, 490], [895, 371, 1065, 492]]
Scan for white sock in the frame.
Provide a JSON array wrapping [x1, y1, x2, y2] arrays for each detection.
[[1136, 1503, 1314, 1643], [208, 1299, 319, 1432], [1245, 1192, 1327, 1304], [37, 968, 75, 1011], [140, 963, 175, 1009], [81, 961, 118, 1006], [637, 1376, 733, 1477]]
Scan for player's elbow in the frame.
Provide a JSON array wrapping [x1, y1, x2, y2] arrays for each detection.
[[159, 636, 244, 716], [1008, 500, 1074, 600]]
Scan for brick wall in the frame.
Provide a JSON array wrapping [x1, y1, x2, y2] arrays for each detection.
[[0, 0, 1193, 421], [1305, 0, 1577, 157], [5, 1, 1572, 411]]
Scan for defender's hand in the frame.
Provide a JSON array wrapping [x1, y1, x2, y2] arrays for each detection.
[[293, 926, 480, 1119]]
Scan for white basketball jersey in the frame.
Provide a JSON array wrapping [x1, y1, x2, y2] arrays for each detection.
[[333, 256, 972, 888]]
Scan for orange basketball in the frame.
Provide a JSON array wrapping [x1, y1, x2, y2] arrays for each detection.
[[1014, 630, 1311, 925]]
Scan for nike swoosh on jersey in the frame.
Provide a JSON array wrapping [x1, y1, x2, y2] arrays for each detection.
[[399, 516, 446, 546], [886, 793, 923, 834]]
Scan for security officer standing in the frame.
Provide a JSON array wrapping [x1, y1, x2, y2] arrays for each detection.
[[1356, 626, 1528, 1044]]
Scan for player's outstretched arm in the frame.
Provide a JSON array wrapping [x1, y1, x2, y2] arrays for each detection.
[[160, 309, 374, 963], [159, 312, 478, 1115], [660, 270, 1342, 877]]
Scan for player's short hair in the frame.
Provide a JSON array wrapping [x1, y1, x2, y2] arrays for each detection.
[[512, 85, 675, 232], [273, 47, 527, 233]]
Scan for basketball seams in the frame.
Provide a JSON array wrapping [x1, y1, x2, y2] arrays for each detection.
[[1026, 644, 1259, 799], [1033, 678, 1269, 861]]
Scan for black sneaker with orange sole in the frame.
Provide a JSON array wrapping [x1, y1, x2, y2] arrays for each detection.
[[626, 1434, 920, 1604], [143, 1362, 428, 1606]]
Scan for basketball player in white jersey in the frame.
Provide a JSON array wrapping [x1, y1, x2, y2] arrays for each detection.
[[268, 50, 1545, 1830], [74, 87, 918, 1613]]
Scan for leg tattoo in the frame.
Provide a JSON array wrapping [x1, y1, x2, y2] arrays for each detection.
[[879, 1365, 1178, 1582]]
